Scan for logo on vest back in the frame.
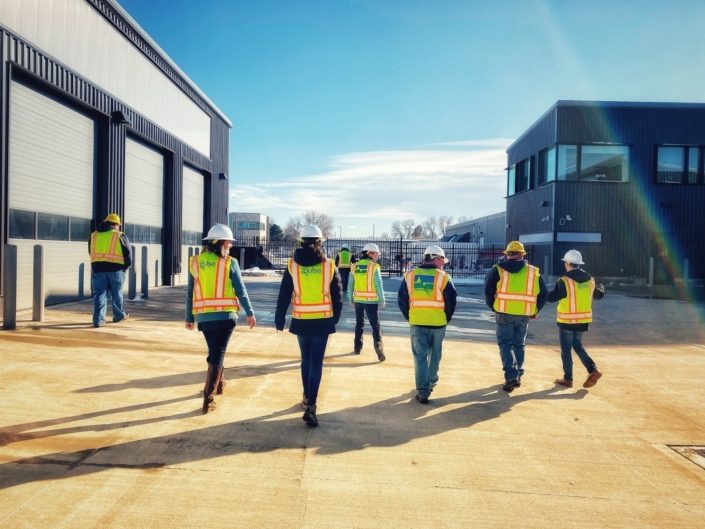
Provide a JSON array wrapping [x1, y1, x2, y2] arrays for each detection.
[[300, 267, 322, 277], [355, 264, 368, 275], [413, 274, 435, 293]]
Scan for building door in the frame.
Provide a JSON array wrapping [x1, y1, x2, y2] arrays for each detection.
[[125, 137, 164, 290], [178, 165, 205, 285], [8, 80, 94, 309]]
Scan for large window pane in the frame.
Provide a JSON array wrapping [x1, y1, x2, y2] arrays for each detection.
[[580, 145, 629, 182], [557, 145, 578, 181], [545, 146, 556, 183], [38, 213, 69, 240], [657, 146, 684, 184], [70, 217, 91, 241], [507, 165, 516, 195], [515, 158, 530, 192], [688, 147, 699, 184], [9, 209, 36, 239]]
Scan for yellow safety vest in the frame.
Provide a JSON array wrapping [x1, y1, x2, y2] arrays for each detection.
[[337, 250, 352, 269], [405, 267, 449, 326], [90, 230, 125, 265], [557, 276, 595, 324], [493, 264, 540, 316], [189, 253, 240, 314], [288, 258, 335, 319], [352, 258, 380, 303]]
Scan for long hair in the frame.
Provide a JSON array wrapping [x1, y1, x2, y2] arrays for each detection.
[[204, 240, 229, 258], [300, 238, 326, 261]]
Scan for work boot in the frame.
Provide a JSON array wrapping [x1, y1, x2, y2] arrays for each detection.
[[583, 369, 602, 388], [502, 379, 520, 392], [202, 365, 222, 414], [374, 342, 385, 362], [303, 404, 318, 428], [554, 378, 573, 388], [216, 369, 226, 395]]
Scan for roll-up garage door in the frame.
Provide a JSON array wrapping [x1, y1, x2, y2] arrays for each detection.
[[125, 137, 164, 290], [8, 81, 94, 309], [179, 165, 205, 285]]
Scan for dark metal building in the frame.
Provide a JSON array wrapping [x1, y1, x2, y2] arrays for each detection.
[[1, 0, 231, 309], [506, 100, 705, 283]]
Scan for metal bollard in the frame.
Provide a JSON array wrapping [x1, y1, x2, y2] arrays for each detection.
[[141, 246, 149, 298], [154, 258, 159, 287], [239, 247, 246, 269], [648, 256, 654, 286], [78, 263, 85, 298], [3, 244, 18, 330], [33, 244, 44, 322], [128, 245, 137, 300]]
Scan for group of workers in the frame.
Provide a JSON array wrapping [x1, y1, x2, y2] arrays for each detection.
[[89, 215, 604, 429]]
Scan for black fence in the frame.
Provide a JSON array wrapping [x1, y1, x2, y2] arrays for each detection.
[[235, 237, 530, 279]]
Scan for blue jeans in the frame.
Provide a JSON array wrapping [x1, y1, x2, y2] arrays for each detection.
[[354, 303, 382, 351], [297, 334, 329, 406], [559, 329, 596, 380], [410, 325, 446, 399], [92, 270, 127, 325], [495, 313, 529, 381]]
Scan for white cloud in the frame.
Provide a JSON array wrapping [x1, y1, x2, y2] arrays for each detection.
[[230, 138, 510, 236]]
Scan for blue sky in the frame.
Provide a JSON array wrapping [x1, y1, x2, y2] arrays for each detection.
[[118, 0, 705, 236]]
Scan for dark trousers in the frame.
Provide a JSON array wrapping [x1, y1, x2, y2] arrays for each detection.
[[339, 268, 350, 293], [354, 303, 382, 350], [297, 334, 329, 406], [199, 320, 236, 367]]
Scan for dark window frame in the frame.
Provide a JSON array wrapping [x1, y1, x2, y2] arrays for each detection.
[[555, 143, 630, 183], [655, 145, 703, 185]]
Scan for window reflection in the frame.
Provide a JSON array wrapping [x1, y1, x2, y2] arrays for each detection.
[[581, 145, 629, 182]]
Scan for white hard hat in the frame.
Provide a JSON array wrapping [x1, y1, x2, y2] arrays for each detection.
[[561, 249, 584, 265], [203, 223, 235, 241], [299, 224, 324, 240], [424, 245, 448, 263], [362, 243, 380, 253]]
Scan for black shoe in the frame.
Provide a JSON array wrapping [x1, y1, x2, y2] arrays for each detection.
[[415, 394, 430, 404], [374, 344, 385, 362], [502, 379, 520, 392], [303, 404, 318, 427]]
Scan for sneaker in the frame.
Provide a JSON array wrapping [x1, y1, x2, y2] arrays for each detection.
[[415, 394, 430, 404], [113, 313, 129, 323], [583, 370, 602, 388], [554, 378, 573, 388], [502, 379, 520, 392], [303, 404, 318, 427]]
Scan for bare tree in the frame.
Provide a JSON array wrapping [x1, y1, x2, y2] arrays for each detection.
[[284, 210, 336, 239], [456, 215, 471, 224], [422, 217, 440, 239], [284, 218, 303, 240], [438, 215, 454, 235], [391, 219, 416, 238]]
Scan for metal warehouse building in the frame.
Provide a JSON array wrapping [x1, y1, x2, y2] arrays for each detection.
[[506, 100, 705, 283], [0, 0, 231, 310]]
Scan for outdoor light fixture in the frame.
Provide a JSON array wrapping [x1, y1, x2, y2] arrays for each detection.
[[539, 200, 550, 207], [219, 172, 228, 180], [111, 110, 131, 126]]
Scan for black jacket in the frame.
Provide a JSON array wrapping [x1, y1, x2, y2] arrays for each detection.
[[484, 259, 548, 313], [275, 247, 343, 335], [547, 268, 605, 331], [88, 223, 132, 272], [397, 264, 457, 326]]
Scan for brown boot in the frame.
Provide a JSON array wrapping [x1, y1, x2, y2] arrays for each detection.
[[216, 369, 226, 395], [554, 378, 573, 388], [202, 365, 222, 414], [583, 370, 602, 388]]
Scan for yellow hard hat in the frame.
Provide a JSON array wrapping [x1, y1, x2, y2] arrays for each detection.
[[104, 213, 121, 225], [504, 241, 525, 254]]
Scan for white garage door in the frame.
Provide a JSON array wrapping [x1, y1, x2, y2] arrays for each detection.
[[178, 165, 205, 285], [125, 137, 164, 289], [8, 81, 94, 310]]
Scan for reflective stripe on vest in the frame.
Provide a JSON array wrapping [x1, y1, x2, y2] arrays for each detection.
[[557, 276, 594, 323], [352, 259, 380, 302], [90, 230, 125, 265], [493, 264, 540, 316], [190, 253, 240, 314], [406, 267, 449, 326], [338, 250, 352, 269], [288, 259, 334, 319]]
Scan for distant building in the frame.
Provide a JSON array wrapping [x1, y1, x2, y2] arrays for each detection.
[[443, 212, 506, 246], [506, 100, 705, 281], [228, 213, 270, 244]]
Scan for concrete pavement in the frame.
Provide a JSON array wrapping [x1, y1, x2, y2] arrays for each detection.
[[1, 276, 704, 528]]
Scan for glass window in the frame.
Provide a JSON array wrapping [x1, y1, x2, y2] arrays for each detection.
[[507, 165, 516, 196], [182, 230, 202, 245], [557, 145, 578, 181], [515, 158, 531, 192], [688, 147, 699, 184], [657, 147, 684, 184], [539, 147, 556, 184], [580, 145, 629, 182], [38, 213, 69, 240], [70, 217, 91, 241], [9, 209, 36, 239]]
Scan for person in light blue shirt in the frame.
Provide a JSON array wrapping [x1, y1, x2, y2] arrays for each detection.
[[348, 243, 386, 362]]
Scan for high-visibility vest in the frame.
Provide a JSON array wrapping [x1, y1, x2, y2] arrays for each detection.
[[337, 249, 352, 269], [493, 264, 540, 316], [288, 258, 335, 319], [90, 230, 125, 265], [405, 267, 449, 326], [352, 258, 380, 303], [189, 253, 240, 315], [557, 276, 595, 324]]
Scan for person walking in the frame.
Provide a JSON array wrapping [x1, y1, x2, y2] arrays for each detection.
[[484, 241, 548, 392], [275, 224, 343, 427], [398, 245, 457, 404], [335, 245, 353, 296], [548, 250, 605, 389], [349, 243, 386, 361], [185, 223, 256, 414], [89, 213, 132, 328]]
